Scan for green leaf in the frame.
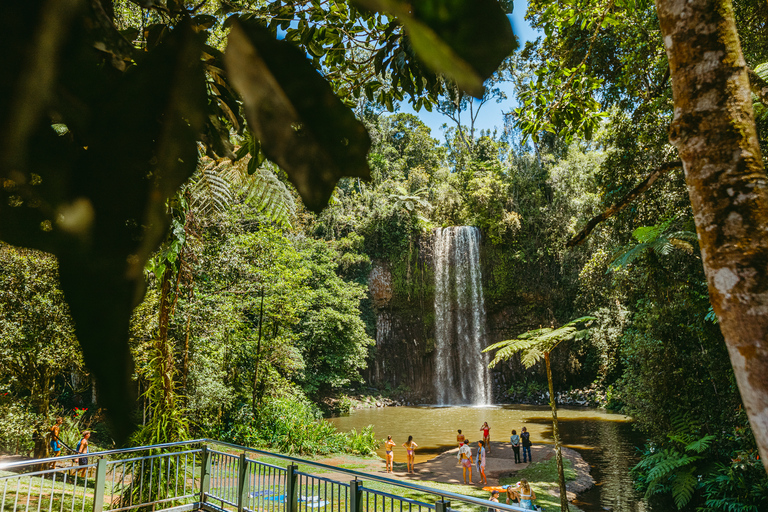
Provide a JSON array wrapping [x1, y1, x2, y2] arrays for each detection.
[[356, 0, 516, 98], [224, 20, 371, 212]]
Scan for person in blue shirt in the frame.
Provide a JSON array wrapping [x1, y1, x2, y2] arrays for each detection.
[[477, 440, 487, 484], [510, 429, 521, 464]]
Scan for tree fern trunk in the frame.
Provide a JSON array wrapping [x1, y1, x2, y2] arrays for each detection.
[[546, 352, 569, 511]]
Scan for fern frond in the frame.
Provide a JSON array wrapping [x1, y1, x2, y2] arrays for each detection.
[[191, 161, 234, 213], [609, 243, 652, 270], [647, 453, 699, 482], [486, 338, 539, 367], [633, 224, 664, 243], [685, 434, 716, 454], [671, 469, 697, 509], [520, 347, 545, 368]]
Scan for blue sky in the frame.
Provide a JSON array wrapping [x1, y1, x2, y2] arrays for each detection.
[[397, 0, 541, 138]]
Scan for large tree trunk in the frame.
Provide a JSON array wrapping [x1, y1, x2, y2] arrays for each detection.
[[655, 0, 768, 472]]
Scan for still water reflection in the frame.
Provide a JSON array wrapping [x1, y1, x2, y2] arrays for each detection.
[[329, 405, 647, 512]]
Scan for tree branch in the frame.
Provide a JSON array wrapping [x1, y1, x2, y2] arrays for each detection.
[[566, 160, 682, 247], [748, 67, 768, 107]]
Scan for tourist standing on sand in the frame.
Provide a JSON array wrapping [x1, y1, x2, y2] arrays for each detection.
[[457, 440, 473, 484], [402, 435, 417, 474], [520, 427, 532, 463], [385, 436, 396, 473], [515, 479, 536, 510], [456, 429, 465, 446], [510, 429, 521, 464], [480, 422, 490, 453], [477, 440, 487, 485]]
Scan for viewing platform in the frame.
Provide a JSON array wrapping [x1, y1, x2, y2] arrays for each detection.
[[0, 440, 539, 512]]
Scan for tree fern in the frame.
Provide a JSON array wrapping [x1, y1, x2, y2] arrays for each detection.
[[190, 156, 296, 229], [634, 415, 719, 509], [609, 220, 698, 271]]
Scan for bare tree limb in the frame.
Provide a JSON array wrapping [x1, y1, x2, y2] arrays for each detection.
[[566, 160, 682, 247]]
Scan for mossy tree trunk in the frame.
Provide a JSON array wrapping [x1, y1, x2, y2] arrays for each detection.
[[656, 0, 768, 472], [546, 352, 569, 511]]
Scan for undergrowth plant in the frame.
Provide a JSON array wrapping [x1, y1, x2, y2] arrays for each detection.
[[633, 415, 716, 509]]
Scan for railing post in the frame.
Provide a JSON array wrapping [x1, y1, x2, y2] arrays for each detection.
[[92, 458, 108, 512], [435, 499, 451, 512], [238, 453, 249, 512], [349, 479, 363, 512], [200, 446, 212, 505], [285, 464, 298, 512]]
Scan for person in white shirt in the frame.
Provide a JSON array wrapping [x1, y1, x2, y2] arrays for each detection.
[[457, 440, 473, 484]]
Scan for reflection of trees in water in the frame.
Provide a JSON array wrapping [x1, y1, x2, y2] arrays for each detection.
[[554, 419, 647, 512]]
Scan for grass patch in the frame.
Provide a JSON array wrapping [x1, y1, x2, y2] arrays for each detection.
[[366, 479, 491, 512], [499, 457, 583, 512], [337, 463, 367, 470], [516, 456, 576, 483]]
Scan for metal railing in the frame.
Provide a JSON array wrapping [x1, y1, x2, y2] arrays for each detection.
[[1, 440, 535, 512]]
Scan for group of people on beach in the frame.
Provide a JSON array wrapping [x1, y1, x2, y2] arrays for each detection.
[[455, 422, 533, 484]]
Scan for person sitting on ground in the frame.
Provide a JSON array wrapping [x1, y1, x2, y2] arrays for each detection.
[[515, 479, 536, 510], [488, 490, 500, 512], [457, 440, 473, 484], [505, 484, 519, 505]]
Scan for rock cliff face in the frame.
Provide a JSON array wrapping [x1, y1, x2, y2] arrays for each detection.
[[363, 228, 593, 402]]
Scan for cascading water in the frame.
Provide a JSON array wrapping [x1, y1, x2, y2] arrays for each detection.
[[433, 226, 491, 405]]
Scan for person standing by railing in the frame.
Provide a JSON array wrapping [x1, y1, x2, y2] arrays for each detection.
[[48, 417, 63, 468], [76, 431, 90, 478]]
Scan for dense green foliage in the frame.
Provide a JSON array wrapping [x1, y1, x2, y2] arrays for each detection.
[[2, 0, 768, 510]]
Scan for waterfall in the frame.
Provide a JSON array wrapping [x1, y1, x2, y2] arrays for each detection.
[[433, 226, 491, 405]]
